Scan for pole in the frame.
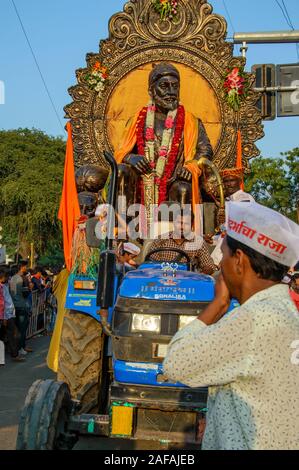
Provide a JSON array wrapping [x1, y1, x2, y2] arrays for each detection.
[[240, 41, 248, 58], [30, 242, 34, 269], [253, 86, 298, 92], [234, 31, 299, 44]]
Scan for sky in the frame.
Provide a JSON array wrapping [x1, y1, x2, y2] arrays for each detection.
[[0, 0, 298, 158]]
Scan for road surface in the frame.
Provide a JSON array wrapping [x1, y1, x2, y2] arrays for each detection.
[[0, 335, 54, 450], [0, 335, 178, 450]]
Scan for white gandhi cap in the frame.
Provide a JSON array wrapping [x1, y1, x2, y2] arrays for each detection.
[[123, 242, 141, 256], [226, 201, 299, 268]]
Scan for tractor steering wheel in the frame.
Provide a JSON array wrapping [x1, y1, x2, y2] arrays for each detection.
[[145, 248, 192, 271]]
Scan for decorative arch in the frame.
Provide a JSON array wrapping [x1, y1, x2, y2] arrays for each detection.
[[64, 0, 264, 172]]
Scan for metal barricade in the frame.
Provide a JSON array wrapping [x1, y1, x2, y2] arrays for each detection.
[[26, 290, 47, 339]]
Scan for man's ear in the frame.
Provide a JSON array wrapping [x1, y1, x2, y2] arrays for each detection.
[[235, 248, 245, 275]]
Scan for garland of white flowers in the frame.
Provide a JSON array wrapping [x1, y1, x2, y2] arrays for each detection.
[[144, 102, 177, 178]]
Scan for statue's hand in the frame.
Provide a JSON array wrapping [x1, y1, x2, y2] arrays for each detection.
[[124, 154, 152, 175], [177, 166, 192, 182]]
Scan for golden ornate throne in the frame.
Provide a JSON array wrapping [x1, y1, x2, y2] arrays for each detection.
[[64, 0, 264, 182]]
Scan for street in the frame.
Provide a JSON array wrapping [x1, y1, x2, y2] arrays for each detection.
[[0, 335, 54, 450], [0, 335, 175, 451]]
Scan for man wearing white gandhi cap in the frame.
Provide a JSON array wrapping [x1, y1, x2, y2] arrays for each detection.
[[116, 241, 141, 275], [226, 201, 299, 268], [123, 242, 141, 257], [164, 201, 299, 450]]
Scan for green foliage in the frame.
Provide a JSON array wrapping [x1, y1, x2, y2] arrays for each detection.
[[38, 236, 65, 268], [0, 128, 65, 263], [245, 149, 299, 222]]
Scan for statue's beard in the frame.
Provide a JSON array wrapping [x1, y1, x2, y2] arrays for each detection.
[[152, 93, 179, 113]]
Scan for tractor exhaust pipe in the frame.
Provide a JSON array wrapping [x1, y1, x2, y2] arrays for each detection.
[[96, 151, 118, 335]]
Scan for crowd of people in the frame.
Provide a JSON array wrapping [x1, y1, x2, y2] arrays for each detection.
[[0, 261, 58, 365]]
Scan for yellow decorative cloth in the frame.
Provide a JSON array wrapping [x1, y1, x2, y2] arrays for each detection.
[[46, 269, 70, 372]]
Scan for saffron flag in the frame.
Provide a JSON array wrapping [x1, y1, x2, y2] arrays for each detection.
[[236, 129, 245, 191], [58, 122, 80, 271]]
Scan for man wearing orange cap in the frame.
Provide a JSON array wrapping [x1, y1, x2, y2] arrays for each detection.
[[164, 201, 299, 450], [221, 167, 254, 203]]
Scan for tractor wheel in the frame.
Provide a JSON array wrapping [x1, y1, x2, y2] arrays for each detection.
[[57, 310, 104, 414], [16, 379, 73, 450]]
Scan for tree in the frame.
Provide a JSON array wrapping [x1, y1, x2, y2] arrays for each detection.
[[281, 148, 299, 221], [245, 149, 299, 222], [0, 128, 65, 264]]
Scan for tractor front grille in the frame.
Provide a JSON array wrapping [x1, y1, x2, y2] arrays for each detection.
[[112, 297, 207, 363]]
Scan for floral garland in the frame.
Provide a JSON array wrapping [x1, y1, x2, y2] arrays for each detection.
[[153, 0, 179, 21], [85, 61, 108, 96], [136, 104, 185, 206], [145, 103, 178, 180], [223, 66, 249, 111]]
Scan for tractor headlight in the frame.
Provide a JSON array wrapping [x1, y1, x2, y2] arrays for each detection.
[[131, 314, 161, 333], [178, 316, 197, 330]]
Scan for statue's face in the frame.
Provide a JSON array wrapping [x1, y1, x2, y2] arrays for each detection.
[[150, 75, 180, 112]]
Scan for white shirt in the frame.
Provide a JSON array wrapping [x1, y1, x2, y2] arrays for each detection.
[[163, 284, 299, 450]]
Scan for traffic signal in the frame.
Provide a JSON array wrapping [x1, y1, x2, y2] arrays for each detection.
[[252, 64, 276, 120], [277, 63, 299, 117]]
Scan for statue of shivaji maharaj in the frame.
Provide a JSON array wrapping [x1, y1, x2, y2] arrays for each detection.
[[114, 62, 214, 231]]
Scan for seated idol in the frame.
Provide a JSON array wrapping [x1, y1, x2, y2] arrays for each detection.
[[115, 62, 213, 210]]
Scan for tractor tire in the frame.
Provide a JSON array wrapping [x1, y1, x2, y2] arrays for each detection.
[[57, 310, 104, 414], [16, 379, 73, 450]]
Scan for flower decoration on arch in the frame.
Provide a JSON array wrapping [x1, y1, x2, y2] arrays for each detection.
[[153, 0, 179, 22], [223, 66, 250, 111], [85, 62, 108, 96]]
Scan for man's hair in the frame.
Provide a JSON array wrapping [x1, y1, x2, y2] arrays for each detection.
[[226, 235, 289, 282], [18, 260, 28, 271], [0, 268, 8, 280]]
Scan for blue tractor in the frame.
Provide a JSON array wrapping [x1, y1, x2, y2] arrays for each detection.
[[16, 152, 238, 450]]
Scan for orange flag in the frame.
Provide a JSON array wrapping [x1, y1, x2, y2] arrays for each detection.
[[237, 129, 244, 190], [58, 122, 80, 271]]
